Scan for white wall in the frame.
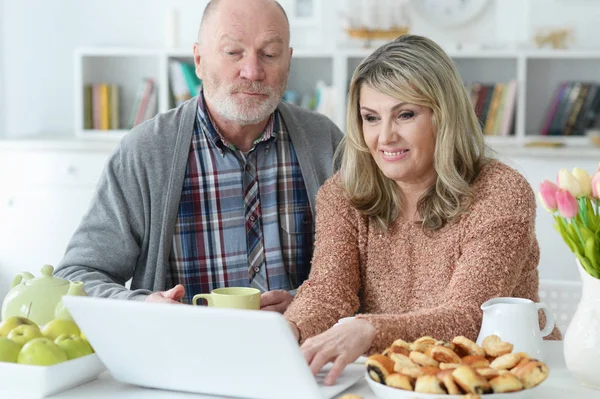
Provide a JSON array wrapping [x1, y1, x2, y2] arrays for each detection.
[[0, 0, 338, 138]]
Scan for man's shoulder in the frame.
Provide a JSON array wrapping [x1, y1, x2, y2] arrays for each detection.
[[117, 99, 195, 161]]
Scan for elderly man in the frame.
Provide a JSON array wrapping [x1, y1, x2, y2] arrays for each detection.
[[55, 0, 342, 314]]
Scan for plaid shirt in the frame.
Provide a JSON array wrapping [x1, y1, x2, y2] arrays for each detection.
[[169, 93, 313, 303]]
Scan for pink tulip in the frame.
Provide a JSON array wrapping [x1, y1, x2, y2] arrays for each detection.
[[592, 171, 600, 198], [556, 189, 579, 219], [538, 180, 559, 211]]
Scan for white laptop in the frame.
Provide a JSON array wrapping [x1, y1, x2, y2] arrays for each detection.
[[63, 296, 365, 399]]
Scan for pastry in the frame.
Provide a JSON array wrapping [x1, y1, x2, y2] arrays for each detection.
[[399, 366, 424, 379], [439, 362, 461, 370], [490, 353, 521, 370], [390, 353, 417, 371], [409, 350, 439, 367], [475, 367, 500, 379], [426, 345, 462, 364], [414, 375, 447, 394], [458, 395, 482, 399], [452, 365, 492, 394], [482, 334, 514, 357], [461, 355, 490, 368], [365, 354, 395, 384], [489, 373, 524, 393], [338, 395, 363, 399], [452, 336, 485, 357], [411, 336, 437, 353], [391, 338, 411, 350], [437, 369, 463, 394], [385, 373, 413, 391], [511, 360, 549, 389], [383, 345, 410, 357], [420, 366, 441, 376], [435, 339, 456, 350]]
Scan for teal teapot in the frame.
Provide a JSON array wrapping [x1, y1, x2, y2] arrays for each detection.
[[1, 264, 87, 326]]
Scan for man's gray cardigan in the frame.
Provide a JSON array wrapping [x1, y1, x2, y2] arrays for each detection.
[[54, 98, 343, 300]]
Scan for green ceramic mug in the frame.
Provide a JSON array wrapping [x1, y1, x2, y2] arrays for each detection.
[[192, 287, 261, 310]]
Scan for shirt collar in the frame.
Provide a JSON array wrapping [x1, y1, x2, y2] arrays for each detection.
[[196, 89, 278, 151]]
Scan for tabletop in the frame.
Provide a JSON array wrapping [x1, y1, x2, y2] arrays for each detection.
[[48, 341, 598, 399]]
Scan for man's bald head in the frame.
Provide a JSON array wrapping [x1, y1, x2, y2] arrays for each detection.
[[197, 0, 289, 44]]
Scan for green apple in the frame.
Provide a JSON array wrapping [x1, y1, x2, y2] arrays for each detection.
[[17, 337, 68, 366], [80, 332, 95, 353], [54, 334, 93, 360], [0, 316, 38, 337], [41, 319, 80, 340], [0, 337, 22, 363], [7, 324, 42, 346]]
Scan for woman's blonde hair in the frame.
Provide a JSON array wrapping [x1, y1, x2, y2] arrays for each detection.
[[338, 34, 489, 231]]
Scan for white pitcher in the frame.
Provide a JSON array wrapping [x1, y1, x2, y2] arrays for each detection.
[[476, 297, 555, 361]]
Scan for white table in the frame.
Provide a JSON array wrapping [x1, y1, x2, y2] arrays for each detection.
[[49, 342, 598, 399]]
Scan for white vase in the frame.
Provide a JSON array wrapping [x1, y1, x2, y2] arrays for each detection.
[[563, 259, 600, 390]]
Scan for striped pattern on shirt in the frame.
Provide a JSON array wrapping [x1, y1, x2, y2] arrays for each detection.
[[169, 94, 313, 303]]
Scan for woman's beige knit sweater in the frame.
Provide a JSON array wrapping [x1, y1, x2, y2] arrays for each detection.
[[285, 161, 560, 353]]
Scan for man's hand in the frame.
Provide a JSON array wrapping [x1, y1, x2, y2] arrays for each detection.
[[301, 318, 375, 386], [145, 284, 186, 304], [260, 290, 294, 313]]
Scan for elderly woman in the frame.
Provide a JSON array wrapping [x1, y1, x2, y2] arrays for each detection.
[[284, 34, 559, 385]]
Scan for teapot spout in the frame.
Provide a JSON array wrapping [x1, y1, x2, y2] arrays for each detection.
[[55, 281, 87, 320], [67, 281, 87, 297]]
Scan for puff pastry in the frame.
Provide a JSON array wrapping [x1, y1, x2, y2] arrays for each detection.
[[414, 375, 447, 394], [385, 373, 414, 390], [489, 372, 524, 393], [482, 334, 514, 357], [452, 365, 492, 394], [452, 336, 486, 357], [365, 354, 394, 384]]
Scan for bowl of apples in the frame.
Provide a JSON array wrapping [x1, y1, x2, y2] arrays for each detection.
[[0, 316, 105, 398]]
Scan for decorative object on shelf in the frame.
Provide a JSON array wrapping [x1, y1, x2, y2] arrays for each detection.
[[538, 168, 600, 389], [534, 27, 573, 49], [586, 128, 600, 147], [343, 0, 410, 48], [279, 0, 321, 27], [408, 0, 491, 28]]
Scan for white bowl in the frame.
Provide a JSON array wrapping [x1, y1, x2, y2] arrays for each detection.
[[365, 371, 545, 399], [0, 354, 105, 398]]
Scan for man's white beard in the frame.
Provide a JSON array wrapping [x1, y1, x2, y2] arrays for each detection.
[[205, 80, 285, 126]]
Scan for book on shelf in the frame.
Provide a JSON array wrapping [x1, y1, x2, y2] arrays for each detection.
[[128, 78, 158, 129], [283, 81, 336, 121], [466, 80, 517, 136], [169, 60, 202, 107], [540, 81, 600, 136], [83, 83, 121, 131]]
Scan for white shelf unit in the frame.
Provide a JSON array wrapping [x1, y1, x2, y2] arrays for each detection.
[[74, 47, 600, 151]]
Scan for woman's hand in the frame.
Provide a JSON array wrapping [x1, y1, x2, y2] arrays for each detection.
[[301, 318, 376, 385]]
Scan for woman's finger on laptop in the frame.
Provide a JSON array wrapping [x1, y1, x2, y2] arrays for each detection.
[[325, 354, 352, 386]]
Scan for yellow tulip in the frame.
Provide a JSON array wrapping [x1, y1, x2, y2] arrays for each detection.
[[558, 168, 583, 198], [572, 168, 592, 197]]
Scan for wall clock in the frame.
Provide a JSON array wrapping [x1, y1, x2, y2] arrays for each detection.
[[409, 0, 491, 28]]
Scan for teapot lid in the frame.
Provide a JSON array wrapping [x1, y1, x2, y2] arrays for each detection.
[[25, 265, 69, 287]]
